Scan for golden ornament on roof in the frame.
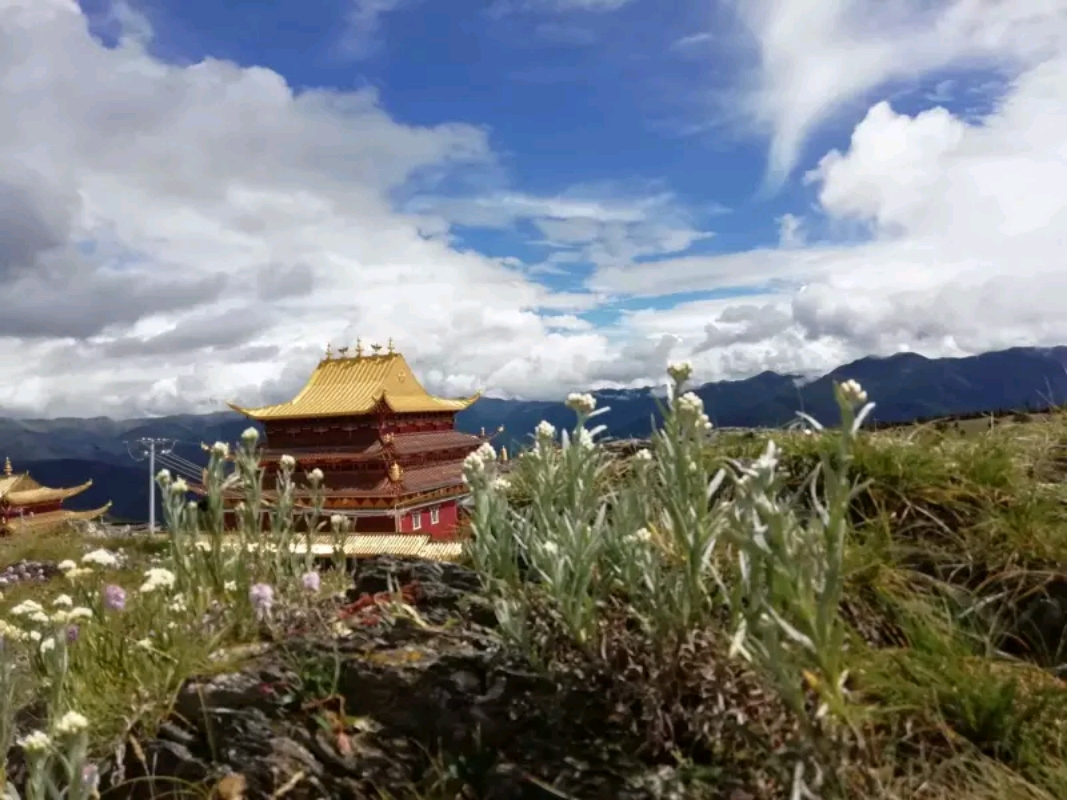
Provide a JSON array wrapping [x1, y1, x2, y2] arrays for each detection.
[[324, 343, 332, 360], [337, 345, 349, 357], [388, 462, 403, 483], [3, 457, 10, 476], [381, 432, 395, 445], [501, 447, 508, 462], [355, 338, 364, 358], [371, 342, 383, 355], [387, 337, 395, 354]]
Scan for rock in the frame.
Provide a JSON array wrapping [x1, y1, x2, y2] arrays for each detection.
[[99, 555, 665, 800]]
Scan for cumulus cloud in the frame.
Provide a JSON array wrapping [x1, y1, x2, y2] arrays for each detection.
[[719, 0, 1067, 187]]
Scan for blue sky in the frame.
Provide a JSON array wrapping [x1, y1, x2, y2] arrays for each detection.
[[0, 0, 1062, 416]]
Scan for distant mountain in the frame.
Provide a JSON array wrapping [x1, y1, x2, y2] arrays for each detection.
[[4, 346, 1067, 522]]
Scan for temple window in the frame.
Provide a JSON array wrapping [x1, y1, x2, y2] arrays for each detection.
[[430, 507, 440, 525], [411, 511, 422, 531]]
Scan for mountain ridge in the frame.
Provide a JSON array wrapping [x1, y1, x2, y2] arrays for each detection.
[[6, 346, 1067, 522]]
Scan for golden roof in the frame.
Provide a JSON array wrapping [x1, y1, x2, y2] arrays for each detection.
[[228, 351, 481, 421], [194, 533, 464, 561], [5, 480, 93, 507], [0, 503, 112, 535]]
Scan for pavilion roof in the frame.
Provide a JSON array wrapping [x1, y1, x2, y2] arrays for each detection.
[[228, 351, 481, 421], [0, 462, 95, 507], [0, 503, 112, 534]]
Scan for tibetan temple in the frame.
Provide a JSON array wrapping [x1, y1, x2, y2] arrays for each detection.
[[0, 458, 112, 536], [226, 340, 487, 540]]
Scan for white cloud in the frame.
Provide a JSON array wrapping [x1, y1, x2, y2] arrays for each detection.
[[340, 0, 406, 59], [597, 49, 1067, 383], [720, 0, 1067, 187]]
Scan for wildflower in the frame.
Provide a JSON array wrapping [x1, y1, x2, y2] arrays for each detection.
[[104, 584, 127, 611], [168, 596, 186, 614], [140, 567, 177, 593], [241, 427, 260, 444], [54, 711, 89, 736], [632, 527, 653, 543], [39, 637, 56, 655], [838, 379, 868, 406], [224, 580, 237, 593], [633, 448, 653, 462], [211, 441, 230, 458], [18, 730, 51, 754], [301, 571, 321, 593], [57, 560, 77, 573], [156, 468, 172, 486], [67, 625, 79, 643], [279, 455, 296, 472], [249, 583, 274, 621], [52, 595, 73, 608], [329, 514, 345, 531], [29, 611, 51, 625], [0, 620, 27, 642], [674, 391, 713, 430], [9, 600, 44, 617], [540, 540, 560, 556], [491, 477, 511, 492], [64, 567, 94, 580], [169, 478, 189, 495], [82, 548, 120, 568], [28, 630, 41, 643], [667, 360, 693, 384], [534, 420, 556, 442], [575, 428, 595, 450], [565, 392, 596, 415], [135, 638, 153, 650], [475, 442, 496, 462]]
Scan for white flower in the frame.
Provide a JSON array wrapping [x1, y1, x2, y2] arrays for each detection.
[[211, 441, 230, 458], [169, 478, 189, 495], [224, 581, 237, 593], [540, 540, 560, 556], [28, 611, 51, 625], [68, 607, 93, 621], [491, 477, 511, 492], [28, 630, 41, 642], [168, 597, 187, 614], [838, 379, 868, 406], [51, 595, 73, 608], [575, 428, 595, 450], [308, 468, 324, 484], [39, 637, 56, 655], [279, 454, 296, 472], [241, 427, 260, 444], [64, 567, 94, 581], [667, 360, 693, 384], [565, 392, 596, 415], [155, 468, 172, 485], [0, 620, 27, 641], [475, 442, 496, 462], [82, 549, 120, 568], [135, 638, 153, 650], [18, 730, 51, 753], [140, 568, 177, 594], [9, 600, 44, 617], [633, 448, 653, 462], [632, 527, 652, 543], [55, 711, 89, 737], [57, 560, 77, 573], [534, 420, 556, 442], [329, 513, 345, 531]]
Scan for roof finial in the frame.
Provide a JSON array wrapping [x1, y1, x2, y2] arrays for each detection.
[[325, 343, 332, 360], [355, 338, 364, 358], [3, 457, 10, 476], [370, 342, 383, 356], [337, 345, 349, 358], [387, 337, 395, 355]]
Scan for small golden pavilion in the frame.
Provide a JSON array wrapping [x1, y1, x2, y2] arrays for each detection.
[[0, 458, 112, 536]]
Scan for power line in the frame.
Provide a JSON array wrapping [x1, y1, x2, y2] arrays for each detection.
[[125, 438, 175, 533]]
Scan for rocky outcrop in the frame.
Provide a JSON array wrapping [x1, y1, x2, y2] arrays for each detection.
[[99, 557, 681, 800]]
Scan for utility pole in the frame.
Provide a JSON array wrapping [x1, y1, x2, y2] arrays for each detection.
[[126, 438, 175, 533]]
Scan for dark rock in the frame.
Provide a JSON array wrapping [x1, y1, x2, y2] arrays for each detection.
[[97, 555, 668, 800]]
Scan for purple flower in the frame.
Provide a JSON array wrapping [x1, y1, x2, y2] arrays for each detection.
[[249, 583, 274, 621], [103, 584, 127, 612], [67, 625, 79, 643], [301, 571, 321, 593]]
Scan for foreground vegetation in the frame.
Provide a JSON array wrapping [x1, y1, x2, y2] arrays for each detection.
[[0, 366, 1065, 798]]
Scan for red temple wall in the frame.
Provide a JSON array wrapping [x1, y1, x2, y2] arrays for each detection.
[[397, 500, 459, 540]]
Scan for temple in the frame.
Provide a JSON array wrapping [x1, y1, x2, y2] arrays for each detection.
[[226, 340, 487, 540], [0, 458, 112, 536]]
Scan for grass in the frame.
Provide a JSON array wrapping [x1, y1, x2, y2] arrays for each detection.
[[1, 381, 1067, 798]]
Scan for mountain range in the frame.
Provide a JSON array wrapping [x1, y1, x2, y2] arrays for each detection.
[[5, 346, 1067, 523]]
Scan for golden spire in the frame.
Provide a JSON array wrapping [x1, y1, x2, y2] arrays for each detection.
[[3, 457, 10, 477], [337, 345, 349, 358], [371, 342, 383, 356], [388, 462, 403, 483], [355, 338, 364, 358], [387, 337, 395, 354], [501, 447, 508, 462], [324, 343, 332, 360]]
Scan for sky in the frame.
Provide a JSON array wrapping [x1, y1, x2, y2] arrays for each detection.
[[0, 0, 1064, 418]]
